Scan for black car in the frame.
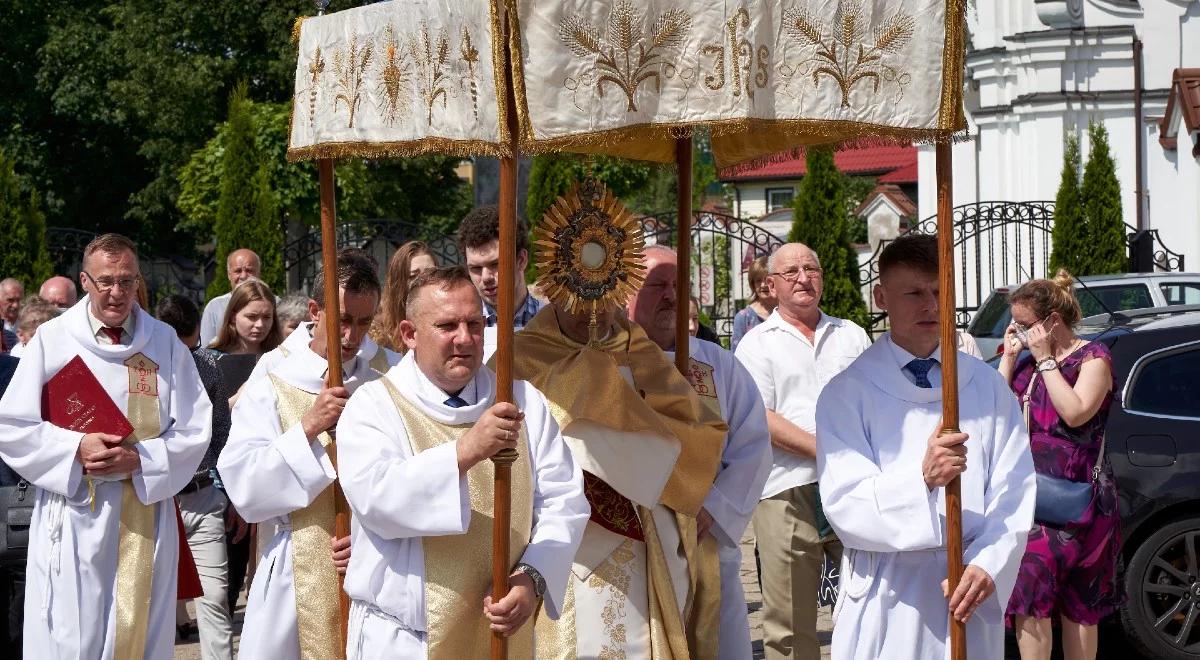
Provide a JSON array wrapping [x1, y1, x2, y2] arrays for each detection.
[[993, 306, 1200, 658], [1095, 308, 1200, 659]]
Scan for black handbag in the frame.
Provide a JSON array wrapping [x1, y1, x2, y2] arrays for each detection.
[[0, 480, 34, 565], [1022, 372, 1102, 527]]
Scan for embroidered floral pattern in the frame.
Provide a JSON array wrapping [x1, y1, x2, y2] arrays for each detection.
[[558, 1, 692, 112], [589, 539, 638, 659]]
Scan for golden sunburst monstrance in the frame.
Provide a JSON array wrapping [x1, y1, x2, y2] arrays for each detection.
[[533, 178, 645, 319]]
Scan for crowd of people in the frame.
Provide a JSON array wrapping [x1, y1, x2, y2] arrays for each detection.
[[0, 203, 1123, 660]]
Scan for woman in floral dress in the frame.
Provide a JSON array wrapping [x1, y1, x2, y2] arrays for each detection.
[[998, 270, 1122, 660]]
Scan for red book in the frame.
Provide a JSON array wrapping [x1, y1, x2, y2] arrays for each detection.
[[41, 355, 135, 439], [41, 355, 201, 598]]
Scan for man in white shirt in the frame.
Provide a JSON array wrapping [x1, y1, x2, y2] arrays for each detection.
[[200, 248, 260, 347], [734, 242, 871, 660], [1, 277, 23, 342], [335, 266, 588, 658], [815, 234, 1035, 659], [627, 245, 772, 659]]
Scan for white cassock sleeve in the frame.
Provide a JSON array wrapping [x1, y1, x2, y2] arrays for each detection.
[[514, 389, 589, 620], [962, 376, 1035, 595], [335, 386, 470, 539], [0, 331, 86, 497], [815, 377, 944, 552], [218, 378, 337, 523], [132, 337, 213, 504], [702, 357, 771, 548]]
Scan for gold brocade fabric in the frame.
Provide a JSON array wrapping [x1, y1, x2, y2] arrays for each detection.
[[270, 375, 344, 660], [113, 353, 161, 660], [510, 308, 726, 516], [380, 379, 535, 660], [641, 507, 690, 660]]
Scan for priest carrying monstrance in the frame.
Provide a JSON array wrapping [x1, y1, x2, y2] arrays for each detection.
[[0, 233, 213, 659], [509, 180, 727, 659]]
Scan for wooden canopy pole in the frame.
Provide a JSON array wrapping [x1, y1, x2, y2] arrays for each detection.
[[317, 158, 351, 657], [936, 142, 966, 660], [489, 10, 520, 659], [674, 136, 693, 374]]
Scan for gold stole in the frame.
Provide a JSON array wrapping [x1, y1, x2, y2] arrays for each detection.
[[113, 353, 162, 660], [379, 379, 535, 660], [270, 375, 345, 660], [680, 357, 724, 660]]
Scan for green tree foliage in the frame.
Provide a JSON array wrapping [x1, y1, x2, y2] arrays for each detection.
[[8, 1, 315, 251], [1081, 122, 1127, 275], [525, 155, 653, 227], [788, 147, 869, 327], [0, 149, 53, 286], [1049, 134, 1086, 275], [179, 99, 470, 240], [209, 86, 283, 297]]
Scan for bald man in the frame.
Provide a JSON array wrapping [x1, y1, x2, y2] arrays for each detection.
[[735, 243, 872, 660], [39, 276, 79, 311], [200, 249, 261, 347]]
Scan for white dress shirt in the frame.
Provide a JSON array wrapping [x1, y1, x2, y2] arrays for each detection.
[[735, 309, 871, 498], [885, 335, 944, 388]]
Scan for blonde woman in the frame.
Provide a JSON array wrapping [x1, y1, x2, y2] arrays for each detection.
[[370, 240, 437, 351]]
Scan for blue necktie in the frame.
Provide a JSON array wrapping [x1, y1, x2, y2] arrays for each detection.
[[444, 395, 469, 408], [905, 358, 937, 389]]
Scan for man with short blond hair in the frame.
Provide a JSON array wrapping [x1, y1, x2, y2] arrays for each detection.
[[200, 248, 262, 347], [335, 266, 587, 657], [735, 242, 871, 660], [0, 232, 212, 659]]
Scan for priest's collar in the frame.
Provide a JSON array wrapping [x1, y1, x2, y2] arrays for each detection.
[[387, 351, 493, 424], [885, 334, 942, 371], [85, 301, 136, 343]]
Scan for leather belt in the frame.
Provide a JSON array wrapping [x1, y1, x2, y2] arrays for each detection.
[[178, 473, 214, 495]]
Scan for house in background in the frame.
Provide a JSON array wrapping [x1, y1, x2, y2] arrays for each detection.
[[921, 0, 1200, 274], [719, 144, 920, 241]]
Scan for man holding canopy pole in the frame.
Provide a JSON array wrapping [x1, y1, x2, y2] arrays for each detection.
[[815, 234, 1036, 659], [217, 248, 401, 660]]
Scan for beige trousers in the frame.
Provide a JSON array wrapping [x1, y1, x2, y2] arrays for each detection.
[[752, 483, 842, 660]]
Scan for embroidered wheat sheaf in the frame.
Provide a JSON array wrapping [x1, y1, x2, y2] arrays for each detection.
[[376, 26, 413, 126], [558, 1, 692, 112], [410, 22, 452, 126], [332, 36, 373, 128], [783, 1, 914, 107]]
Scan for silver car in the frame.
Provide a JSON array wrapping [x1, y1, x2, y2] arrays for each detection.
[[967, 272, 1200, 357]]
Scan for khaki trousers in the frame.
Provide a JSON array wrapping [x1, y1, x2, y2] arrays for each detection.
[[752, 483, 842, 660]]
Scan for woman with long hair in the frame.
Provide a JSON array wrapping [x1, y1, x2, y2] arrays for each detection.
[[370, 240, 437, 351], [1000, 269, 1121, 660], [208, 280, 282, 355]]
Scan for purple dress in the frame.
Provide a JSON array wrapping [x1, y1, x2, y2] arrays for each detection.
[[1005, 342, 1123, 626]]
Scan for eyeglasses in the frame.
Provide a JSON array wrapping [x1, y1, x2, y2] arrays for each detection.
[[83, 271, 140, 293], [771, 266, 823, 282]]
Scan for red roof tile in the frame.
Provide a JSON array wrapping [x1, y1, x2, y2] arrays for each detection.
[[719, 145, 917, 182], [878, 161, 918, 184], [854, 183, 917, 218], [1160, 68, 1200, 157]]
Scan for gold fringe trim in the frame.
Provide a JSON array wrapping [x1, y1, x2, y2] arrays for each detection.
[[939, 0, 968, 131], [492, 0, 514, 151], [506, 0, 534, 148], [287, 137, 509, 163], [292, 16, 308, 44]]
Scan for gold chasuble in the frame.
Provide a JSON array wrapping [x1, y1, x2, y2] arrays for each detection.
[[114, 353, 163, 660], [270, 375, 346, 660], [379, 379, 535, 659], [511, 308, 726, 659]]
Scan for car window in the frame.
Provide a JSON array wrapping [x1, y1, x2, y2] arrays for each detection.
[[1126, 345, 1200, 418], [969, 292, 1012, 338], [1160, 283, 1200, 306], [1077, 284, 1153, 317]]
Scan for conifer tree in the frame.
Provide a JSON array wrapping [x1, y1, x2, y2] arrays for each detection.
[[1081, 121, 1127, 275], [1049, 134, 1086, 275], [0, 148, 53, 286], [788, 147, 869, 327], [209, 84, 284, 297]]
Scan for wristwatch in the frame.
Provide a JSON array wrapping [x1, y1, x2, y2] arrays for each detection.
[[512, 562, 546, 599], [1035, 358, 1059, 373]]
